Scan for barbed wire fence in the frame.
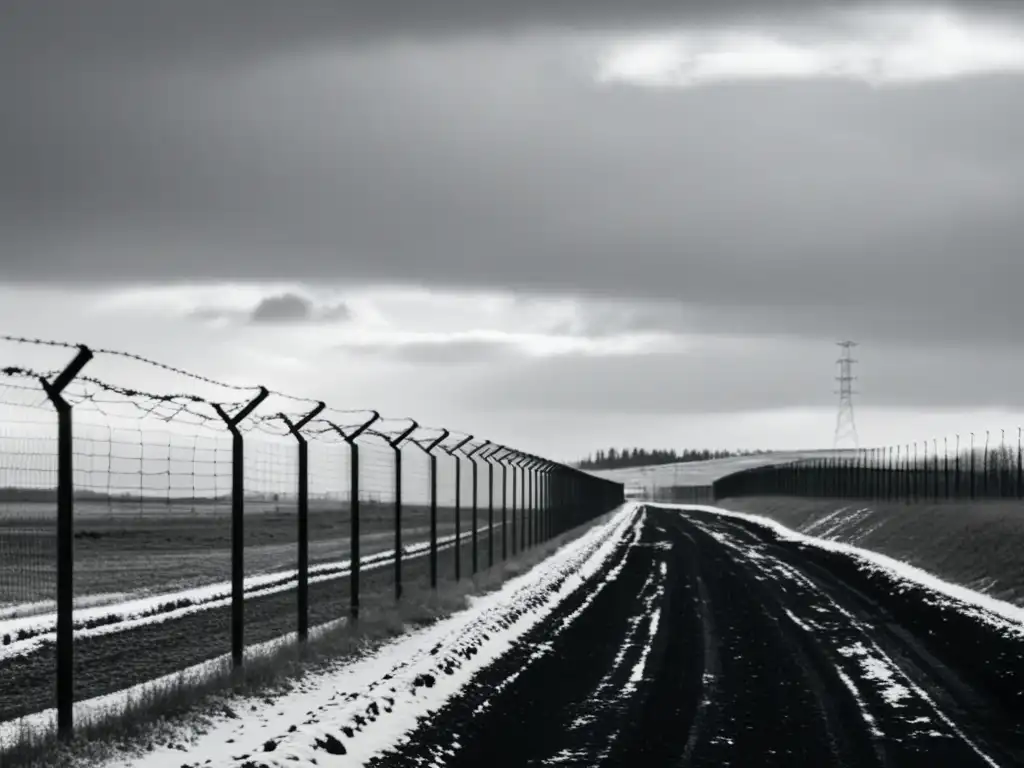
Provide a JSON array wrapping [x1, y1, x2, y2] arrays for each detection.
[[713, 429, 1024, 502], [0, 335, 624, 738]]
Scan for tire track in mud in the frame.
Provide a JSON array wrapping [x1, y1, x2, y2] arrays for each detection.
[[365, 506, 1023, 767]]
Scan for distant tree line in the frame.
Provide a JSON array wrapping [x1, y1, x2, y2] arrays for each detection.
[[577, 447, 770, 471]]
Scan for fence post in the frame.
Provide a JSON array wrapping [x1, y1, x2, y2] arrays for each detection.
[[412, 429, 449, 590], [280, 402, 325, 643], [212, 387, 269, 670], [913, 442, 919, 504], [509, 452, 520, 557], [944, 437, 949, 500], [1018, 428, 1022, 500], [499, 449, 510, 560], [516, 454, 527, 551], [443, 435, 473, 582], [463, 440, 489, 576], [528, 457, 540, 547], [483, 446, 503, 567], [328, 412, 380, 621], [894, 446, 900, 504], [970, 433, 976, 501], [955, 435, 961, 499], [39, 344, 92, 740], [387, 420, 418, 602], [1000, 430, 1007, 498], [539, 461, 551, 541], [522, 456, 532, 550], [906, 444, 912, 503], [514, 454, 529, 552], [981, 431, 989, 499]]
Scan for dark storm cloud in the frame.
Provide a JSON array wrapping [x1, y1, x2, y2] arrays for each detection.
[[186, 294, 350, 324], [247, 294, 350, 324], [250, 294, 315, 323], [10, 1, 1009, 70], [3, 2, 1024, 354]]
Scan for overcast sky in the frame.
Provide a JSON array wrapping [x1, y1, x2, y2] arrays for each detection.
[[3, 1, 1024, 462]]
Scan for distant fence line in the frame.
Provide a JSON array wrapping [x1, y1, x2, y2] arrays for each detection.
[[0, 336, 624, 739], [714, 436, 1024, 502]]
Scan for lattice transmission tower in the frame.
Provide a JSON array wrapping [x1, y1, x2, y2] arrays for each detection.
[[834, 341, 859, 449]]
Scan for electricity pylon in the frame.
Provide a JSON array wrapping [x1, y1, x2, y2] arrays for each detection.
[[834, 341, 859, 449]]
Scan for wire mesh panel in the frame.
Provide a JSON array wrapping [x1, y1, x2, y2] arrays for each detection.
[[358, 438, 396, 558], [243, 435, 298, 580], [401, 442, 431, 540], [350, 437, 397, 617], [307, 436, 351, 565], [72, 418, 233, 601], [0, 394, 57, 617], [301, 433, 350, 631], [434, 449, 458, 584], [488, 461, 508, 567], [456, 453, 476, 578]]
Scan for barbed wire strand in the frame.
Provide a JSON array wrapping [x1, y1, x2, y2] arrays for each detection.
[[0, 338, 531, 454]]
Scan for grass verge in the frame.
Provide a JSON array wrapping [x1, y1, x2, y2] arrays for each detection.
[[0, 509, 621, 768], [715, 496, 1024, 606]]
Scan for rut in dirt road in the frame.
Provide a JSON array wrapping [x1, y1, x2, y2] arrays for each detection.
[[368, 506, 1024, 767]]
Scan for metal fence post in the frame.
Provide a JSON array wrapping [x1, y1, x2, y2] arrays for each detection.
[[978, 434, 987, 499], [527, 457, 539, 547], [413, 429, 449, 590], [39, 344, 92, 740], [328, 412, 379, 621], [444, 435, 473, 582], [999, 430, 1007, 501], [893, 446, 900, 503], [280, 402, 325, 643], [462, 440, 489, 576], [483, 446, 503, 567], [970, 433, 976, 500], [521, 455, 531, 551], [499, 449, 510, 560], [913, 442, 918, 504], [538, 461, 550, 541], [387, 420, 417, 602], [509, 452, 520, 557], [944, 437, 949, 500], [954, 434, 960, 499], [213, 387, 269, 671]]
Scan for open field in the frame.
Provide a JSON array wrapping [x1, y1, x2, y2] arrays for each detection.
[[0, 521, 518, 723], [718, 496, 1024, 606], [0, 508, 610, 768], [0, 500, 498, 608]]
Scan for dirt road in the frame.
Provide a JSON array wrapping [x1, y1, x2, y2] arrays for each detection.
[[368, 506, 1023, 767]]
